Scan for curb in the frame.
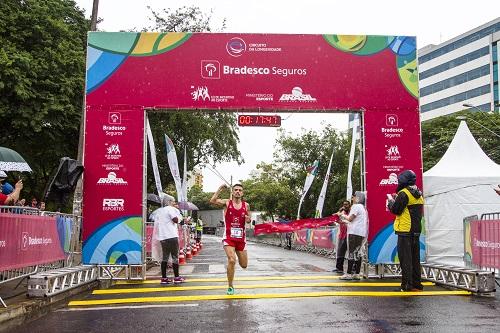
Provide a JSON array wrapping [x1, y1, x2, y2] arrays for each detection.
[[0, 280, 99, 332]]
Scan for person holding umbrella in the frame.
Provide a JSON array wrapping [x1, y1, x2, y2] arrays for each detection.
[[0, 171, 23, 205]]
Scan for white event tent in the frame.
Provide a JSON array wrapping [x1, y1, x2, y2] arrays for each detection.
[[423, 121, 500, 266]]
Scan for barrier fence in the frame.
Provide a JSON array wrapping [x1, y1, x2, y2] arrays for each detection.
[[247, 226, 339, 258], [145, 222, 195, 263], [0, 206, 81, 299], [464, 212, 500, 277]]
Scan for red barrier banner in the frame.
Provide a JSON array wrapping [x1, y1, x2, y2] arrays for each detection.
[[294, 230, 309, 245], [471, 219, 500, 269], [311, 229, 335, 249], [145, 224, 153, 253], [254, 215, 338, 235], [0, 213, 65, 271]]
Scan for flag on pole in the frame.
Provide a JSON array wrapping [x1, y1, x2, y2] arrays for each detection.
[[146, 118, 163, 196], [164, 134, 183, 202], [315, 150, 334, 218], [297, 160, 319, 219], [181, 146, 188, 203], [346, 115, 358, 200]]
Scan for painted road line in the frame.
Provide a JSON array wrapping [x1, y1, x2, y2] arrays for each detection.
[[116, 275, 344, 285], [57, 304, 198, 312], [95, 282, 436, 295], [69, 290, 471, 306]]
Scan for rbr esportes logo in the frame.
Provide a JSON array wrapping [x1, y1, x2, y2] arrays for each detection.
[[103, 198, 125, 211], [226, 37, 246, 57]]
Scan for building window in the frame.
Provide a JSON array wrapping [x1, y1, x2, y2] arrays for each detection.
[[420, 64, 490, 97], [420, 84, 490, 112], [419, 46, 489, 80], [419, 22, 500, 64]]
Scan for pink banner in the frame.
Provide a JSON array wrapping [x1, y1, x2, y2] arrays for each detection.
[[294, 230, 309, 245], [0, 213, 65, 271], [254, 215, 338, 235], [145, 224, 153, 253], [311, 229, 335, 249], [471, 219, 500, 269]]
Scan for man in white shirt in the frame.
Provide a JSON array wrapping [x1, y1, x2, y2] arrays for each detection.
[[339, 191, 368, 280], [152, 194, 185, 285]]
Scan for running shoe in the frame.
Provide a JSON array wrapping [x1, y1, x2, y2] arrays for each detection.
[[352, 274, 361, 280], [339, 274, 353, 280], [173, 276, 185, 284], [226, 287, 235, 295], [160, 278, 171, 285]]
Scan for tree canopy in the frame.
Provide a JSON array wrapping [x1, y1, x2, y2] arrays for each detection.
[[421, 110, 500, 171], [0, 0, 88, 203]]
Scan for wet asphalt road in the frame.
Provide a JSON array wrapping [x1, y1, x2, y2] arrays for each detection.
[[8, 235, 500, 333]]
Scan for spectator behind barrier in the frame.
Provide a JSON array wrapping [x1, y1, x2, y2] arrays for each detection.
[[0, 174, 23, 206]]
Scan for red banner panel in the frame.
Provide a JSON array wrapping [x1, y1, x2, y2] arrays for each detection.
[[254, 215, 338, 235], [471, 219, 500, 269], [0, 213, 65, 271], [311, 229, 335, 249]]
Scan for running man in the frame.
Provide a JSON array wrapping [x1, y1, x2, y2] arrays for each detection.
[[210, 183, 251, 295]]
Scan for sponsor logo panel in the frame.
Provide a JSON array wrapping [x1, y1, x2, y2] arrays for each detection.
[[103, 198, 125, 211], [279, 87, 317, 102], [97, 172, 128, 185]]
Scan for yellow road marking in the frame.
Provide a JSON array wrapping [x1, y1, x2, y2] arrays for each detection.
[[95, 282, 435, 295], [115, 275, 344, 285], [69, 290, 471, 306]]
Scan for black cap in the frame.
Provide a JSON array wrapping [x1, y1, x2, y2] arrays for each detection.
[[398, 170, 416, 187]]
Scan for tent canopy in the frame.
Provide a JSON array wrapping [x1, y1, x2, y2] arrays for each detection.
[[423, 121, 500, 266]]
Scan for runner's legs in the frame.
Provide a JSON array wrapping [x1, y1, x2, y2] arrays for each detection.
[[236, 250, 248, 269], [224, 245, 237, 287]]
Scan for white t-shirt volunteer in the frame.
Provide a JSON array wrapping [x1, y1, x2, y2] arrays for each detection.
[[347, 203, 368, 237], [152, 206, 182, 240]]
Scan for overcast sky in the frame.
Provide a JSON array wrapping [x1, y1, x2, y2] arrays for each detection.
[[76, 0, 499, 191]]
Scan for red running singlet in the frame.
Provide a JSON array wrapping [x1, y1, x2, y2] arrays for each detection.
[[223, 200, 247, 244]]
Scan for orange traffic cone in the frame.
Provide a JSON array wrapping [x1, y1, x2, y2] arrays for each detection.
[[178, 251, 186, 265], [186, 246, 193, 260], [192, 244, 198, 256]]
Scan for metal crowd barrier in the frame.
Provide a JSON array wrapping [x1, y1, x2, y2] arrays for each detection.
[[0, 206, 82, 305]]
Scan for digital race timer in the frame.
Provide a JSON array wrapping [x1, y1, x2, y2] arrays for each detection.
[[237, 115, 281, 127]]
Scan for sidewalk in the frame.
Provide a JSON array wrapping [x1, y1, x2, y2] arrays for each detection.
[[0, 277, 99, 332]]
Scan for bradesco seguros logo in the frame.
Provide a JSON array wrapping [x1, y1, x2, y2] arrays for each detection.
[[226, 37, 246, 57], [279, 87, 317, 102]]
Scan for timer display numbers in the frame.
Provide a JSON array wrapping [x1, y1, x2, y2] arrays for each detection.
[[237, 115, 281, 127]]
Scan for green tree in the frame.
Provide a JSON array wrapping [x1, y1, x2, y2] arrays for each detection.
[[421, 110, 500, 171], [242, 163, 297, 220], [0, 0, 89, 202], [271, 125, 361, 219]]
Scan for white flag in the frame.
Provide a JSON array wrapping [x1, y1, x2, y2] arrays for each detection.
[[181, 146, 188, 203], [164, 134, 183, 202], [346, 115, 358, 200], [297, 160, 319, 219], [315, 150, 334, 218], [146, 118, 163, 196]]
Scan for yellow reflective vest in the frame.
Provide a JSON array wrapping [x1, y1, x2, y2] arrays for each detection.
[[393, 187, 424, 234]]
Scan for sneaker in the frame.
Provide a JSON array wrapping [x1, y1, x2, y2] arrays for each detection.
[[160, 278, 171, 285], [226, 287, 235, 295], [173, 276, 185, 284], [339, 274, 353, 280], [331, 268, 343, 274], [352, 274, 361, 280]]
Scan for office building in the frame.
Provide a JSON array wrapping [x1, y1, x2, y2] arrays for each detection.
[[418, 17, 500, 121]]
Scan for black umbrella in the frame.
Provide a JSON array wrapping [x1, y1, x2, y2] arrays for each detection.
[[0, 147, 32, 172]]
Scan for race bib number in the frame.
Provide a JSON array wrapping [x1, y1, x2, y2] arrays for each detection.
[[230, 227, 243, 239]]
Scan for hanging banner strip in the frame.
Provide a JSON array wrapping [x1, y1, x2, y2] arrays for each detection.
[[254, 215, 339, 235], [146, 118, 163, 196], [346, 115, 358, 200], [315, 149, 334, 218]]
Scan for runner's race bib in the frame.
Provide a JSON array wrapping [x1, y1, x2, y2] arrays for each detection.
[[230, 227, 243, 239]]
